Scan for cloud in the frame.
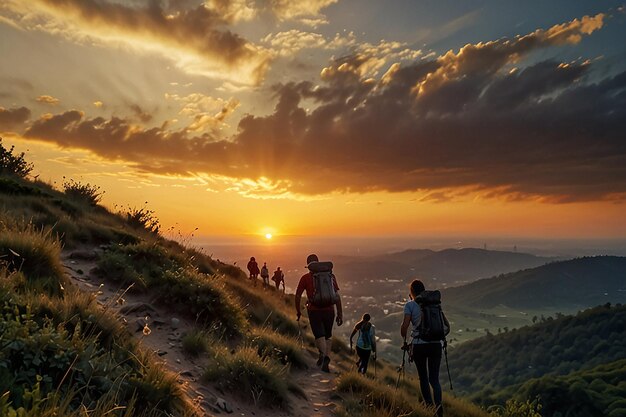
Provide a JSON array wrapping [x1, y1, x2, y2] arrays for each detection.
[[269, 0, 338, 20], [36, 95, 60, 105], [1, 0, 270, 85], [19, 13, 626, 202], [165, 93, 240, 132], [0, 106, 31, 130]]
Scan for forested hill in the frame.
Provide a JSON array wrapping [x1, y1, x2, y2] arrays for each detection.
[[492, 359, 626, 417], [449, 304, 626, 398], [443, 256, 626, 309]]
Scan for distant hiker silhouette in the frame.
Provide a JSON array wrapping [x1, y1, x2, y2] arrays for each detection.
[[247, 257, 260, 287], [272, 267, 285, 292], [400, 279, 450, 417], [295, 254, 343, 373], [261, 262, 270, 288], [350, 313, 377, 375]]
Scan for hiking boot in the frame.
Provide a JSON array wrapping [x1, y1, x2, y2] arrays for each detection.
[[316, 351, 324, 366], [321, 356, 331, 373]]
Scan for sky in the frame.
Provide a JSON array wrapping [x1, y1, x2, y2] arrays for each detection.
[[1, 0, 626, 243]]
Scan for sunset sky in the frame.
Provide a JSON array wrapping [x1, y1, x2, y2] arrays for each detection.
[[1, 1, 625, 241]]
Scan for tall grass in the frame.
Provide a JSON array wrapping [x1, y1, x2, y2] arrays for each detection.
[[249, 327, 308, 369], [203, 345, 289, 408], [0, 222, 66, 296]]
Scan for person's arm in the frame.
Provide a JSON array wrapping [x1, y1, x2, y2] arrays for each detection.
[[349, 326, 358, 350], [372, 326, 377, 354], [442, 311, 451, 336], [401, 314, 411, 340], [295, 278, 305, 320], [335, 292, 343, 326]]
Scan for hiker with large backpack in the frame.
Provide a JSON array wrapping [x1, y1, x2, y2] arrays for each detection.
[[295, 254, 343, 373], [400, 279, 450, 417], [350, 313, 377, 375]]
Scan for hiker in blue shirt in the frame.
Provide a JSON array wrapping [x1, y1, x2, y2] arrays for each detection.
[[401, 279, 450, 417], [350, 313, 376, 375]]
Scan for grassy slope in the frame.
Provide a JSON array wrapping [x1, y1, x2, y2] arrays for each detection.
[[1, 174, 493, 417], [443, 256, 626, 309]]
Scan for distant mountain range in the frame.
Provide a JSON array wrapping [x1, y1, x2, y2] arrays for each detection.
[[443, 256, 626, 309], [333, 247, 556, 289]]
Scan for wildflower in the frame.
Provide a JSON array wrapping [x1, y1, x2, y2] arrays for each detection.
[[143, 324, 152, 336]]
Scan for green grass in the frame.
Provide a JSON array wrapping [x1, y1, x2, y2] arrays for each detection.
[[249, 327, 308, 369], [181, 328, 210, 357], [0, 222, 66, 296], [203, 345, 289, 408]]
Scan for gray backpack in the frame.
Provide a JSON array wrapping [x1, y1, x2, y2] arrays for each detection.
[[308, 261, 338, 308]]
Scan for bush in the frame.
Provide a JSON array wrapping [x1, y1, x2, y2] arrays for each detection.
[[0, 138, 33, 178], [488, 398, 543, 417], [181, 329, 209, 357], [249, 327, 308, 369], [62, 178, 104, 206], [124, 204, 160, 234], [203, 346, 289, 408]]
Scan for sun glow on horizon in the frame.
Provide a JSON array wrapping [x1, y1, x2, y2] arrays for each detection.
[[265, 233, 273, 240]]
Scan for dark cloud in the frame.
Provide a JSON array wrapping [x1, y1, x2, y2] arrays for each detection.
[[21, 14, 626, 202], [0, 106, 31, 130]]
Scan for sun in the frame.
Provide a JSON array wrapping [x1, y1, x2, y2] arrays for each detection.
[[265, 233, 273, 240]]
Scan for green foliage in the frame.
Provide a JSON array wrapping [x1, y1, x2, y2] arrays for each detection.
[[488, 398, 542, 417], [97, 242, 246, 336], [62, 178, 104, 206], [0, 280, 189, 417], [450, 304, 626, 398], [249, 327, 308, 369], [203, 346, 289, 408], [0, 138, 33, 178]]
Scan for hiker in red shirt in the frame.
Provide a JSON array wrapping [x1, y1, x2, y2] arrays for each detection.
[[295, 254, 343, 372]]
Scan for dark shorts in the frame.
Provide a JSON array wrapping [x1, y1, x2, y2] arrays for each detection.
[[308, 309, 335, 339]]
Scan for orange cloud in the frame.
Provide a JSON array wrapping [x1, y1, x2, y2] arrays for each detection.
[[36, 95, 60, 105], [1, 0, 270, 85]]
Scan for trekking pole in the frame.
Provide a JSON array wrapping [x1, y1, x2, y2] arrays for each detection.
[[296, 315, 304, 349], [374, 353, 377, 379], [395, 341, 407, 391], [443, 339, 453, 391]]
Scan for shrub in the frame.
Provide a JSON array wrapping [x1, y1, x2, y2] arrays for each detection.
[[203, 345, 289, 408], [124, 204, 160, 234], [181, 329, 210, 357], [0, 138, 33, 178], [62, 177, 104, 206], [249, 327, 308, 369], [488, 398, 543, 417]]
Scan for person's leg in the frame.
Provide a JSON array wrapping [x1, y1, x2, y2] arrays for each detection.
[[361, 348, 371, 374], [321, 309, 335, 372], [426, 343, 443, 414], [309, 310, 327, 364], [413, 344, 433, 405]]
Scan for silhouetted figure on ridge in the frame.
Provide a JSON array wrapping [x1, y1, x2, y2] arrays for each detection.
[[247, 256, 260, 287], [350, 313, 377, 375]]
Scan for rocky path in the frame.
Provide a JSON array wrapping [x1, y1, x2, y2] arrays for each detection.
[[61, 246, 338, 417]]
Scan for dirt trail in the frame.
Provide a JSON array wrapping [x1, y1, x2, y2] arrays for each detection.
[[61, 246, 338, 417]]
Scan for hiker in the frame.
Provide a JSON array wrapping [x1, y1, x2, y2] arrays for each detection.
[[295, 254, 343, 373], [272, 267, 285, 292], [400, 279, 450, 417], [247, 257, 260, 287], [260, 262, 270, 288], [350, 313, 377, 375]]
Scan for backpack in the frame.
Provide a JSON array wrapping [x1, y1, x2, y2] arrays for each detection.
[[308, 261, 338, 308], [360, 322, 372, 349], [415, 290, 449, 342]]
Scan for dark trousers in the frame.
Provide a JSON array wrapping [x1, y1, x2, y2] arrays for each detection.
[[356, 346, 371, 374], [413, 343, 443, 415]]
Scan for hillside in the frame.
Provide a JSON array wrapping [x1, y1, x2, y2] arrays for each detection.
[[0, 143, 490, 417], [449, 304, 626, 402], [491, 359, 626, 417], [334, 248, 553, 290], [444, 256, 626, 309]]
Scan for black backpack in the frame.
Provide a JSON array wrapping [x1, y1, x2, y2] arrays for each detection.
[[415, 290, 449, 342], [308, 261, 338, 308]]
